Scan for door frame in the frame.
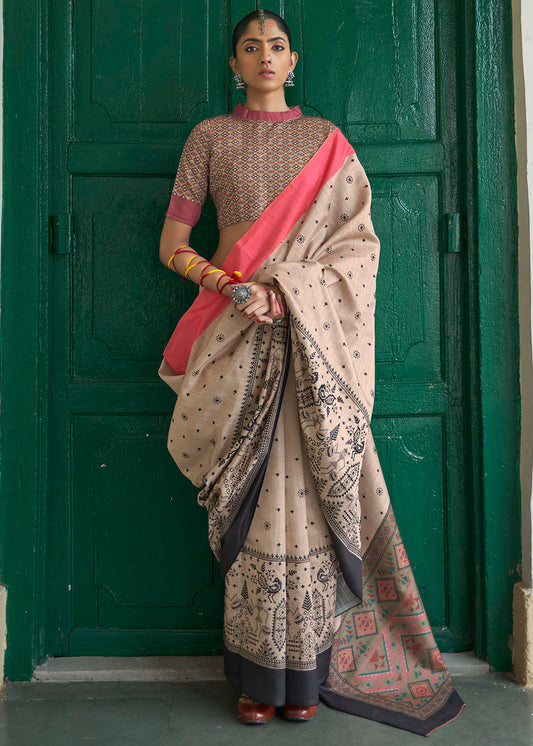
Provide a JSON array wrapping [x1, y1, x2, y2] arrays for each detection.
[[0, 0, 520, 680]]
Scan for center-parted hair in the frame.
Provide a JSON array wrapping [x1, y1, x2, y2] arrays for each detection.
[[232, 9, 292, 56]]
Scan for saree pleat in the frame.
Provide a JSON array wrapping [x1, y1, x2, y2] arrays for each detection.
[[223, 345, 339, 707], [159, 127, 465, 735]]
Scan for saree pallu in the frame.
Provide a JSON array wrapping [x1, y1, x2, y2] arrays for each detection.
[[158, 128, 465, 736]]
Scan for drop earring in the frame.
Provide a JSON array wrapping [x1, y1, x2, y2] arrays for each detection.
[[285, 69, 295, 87], [234, 72, 246, 90]]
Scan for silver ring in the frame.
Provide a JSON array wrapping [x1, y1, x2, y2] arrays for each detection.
[[232, 283, 252, 304]]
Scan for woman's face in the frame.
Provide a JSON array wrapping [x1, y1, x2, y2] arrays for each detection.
[[230, 18, 298, 93]]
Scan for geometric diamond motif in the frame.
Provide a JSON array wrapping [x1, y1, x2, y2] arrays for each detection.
[[354, 610, 377, 638], [326, 507, 464, 731], [376, 578, 398, 601], [409, 680, 433, 699], [429, 647, 447, 672], [338, 647, 355, 672], [394, 542, 410, 569]]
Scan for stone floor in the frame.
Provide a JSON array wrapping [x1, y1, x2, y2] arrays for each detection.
[[0, 656, 531, 745]]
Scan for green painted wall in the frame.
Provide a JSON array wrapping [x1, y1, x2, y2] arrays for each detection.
[[0, 0, 520, 680]]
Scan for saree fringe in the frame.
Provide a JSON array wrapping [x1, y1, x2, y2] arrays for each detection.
[[159, 127, 465, 735]]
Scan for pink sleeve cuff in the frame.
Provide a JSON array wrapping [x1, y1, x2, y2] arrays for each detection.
[[165, 194, 202, 226]]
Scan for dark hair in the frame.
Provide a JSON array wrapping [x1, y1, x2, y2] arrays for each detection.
[[232, 9, 292, 56]]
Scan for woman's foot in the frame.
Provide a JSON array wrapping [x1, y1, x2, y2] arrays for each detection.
[[238, 693, 276, 724], [281, 703, 319, 721]]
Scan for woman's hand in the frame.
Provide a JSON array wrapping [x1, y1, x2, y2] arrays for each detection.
[[233, 282, 286, 324]]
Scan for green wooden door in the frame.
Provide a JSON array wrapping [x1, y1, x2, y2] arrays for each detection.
[[45, 0, 472, 657]]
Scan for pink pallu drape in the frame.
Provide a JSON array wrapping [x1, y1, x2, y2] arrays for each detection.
[[159, 128, 465, 735]]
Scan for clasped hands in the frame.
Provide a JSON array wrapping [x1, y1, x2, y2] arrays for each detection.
[[233, 282, 287, 325]]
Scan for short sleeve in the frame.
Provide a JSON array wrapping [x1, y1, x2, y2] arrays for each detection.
[[165, 120, 210, 227]]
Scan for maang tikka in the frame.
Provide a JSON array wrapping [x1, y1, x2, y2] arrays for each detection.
[[258, 8, 266, 34]]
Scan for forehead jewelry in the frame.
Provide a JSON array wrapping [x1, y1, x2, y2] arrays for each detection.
[[258, 8, 266, 34]]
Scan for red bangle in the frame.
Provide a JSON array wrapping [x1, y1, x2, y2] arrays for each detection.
[[167, 245, 196, 270], [171, 249, 197, 273], [218, 276, 233, 295], [199, 265, 209, 286], [216, 273, 231, 293], [188, 259, 210, 284], [199, 262, 215, 287]]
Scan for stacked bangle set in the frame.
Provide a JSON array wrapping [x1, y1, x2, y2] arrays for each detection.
[[167, 244, 243, 294]]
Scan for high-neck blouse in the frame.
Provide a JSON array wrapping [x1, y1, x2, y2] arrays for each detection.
[[166, 104, 337, 230]]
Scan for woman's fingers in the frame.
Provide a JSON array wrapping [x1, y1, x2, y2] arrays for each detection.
[[269, 290, 286, 318], [269, 290, 277, 316], [239, 299, 269, 316]]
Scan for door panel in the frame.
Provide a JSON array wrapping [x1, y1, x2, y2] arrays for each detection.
[[72, 416, 218, 629], [72, 176, 192, 379], [73, 1, 228, 138], [47, 0, 471, 657], [373, 176, 441, 382], [299, 0, 437, 142]]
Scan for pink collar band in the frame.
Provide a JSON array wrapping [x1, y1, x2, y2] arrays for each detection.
[[233, 102, 302, 121]]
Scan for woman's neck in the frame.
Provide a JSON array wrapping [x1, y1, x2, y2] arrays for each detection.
[[242, 90, 290, 112]]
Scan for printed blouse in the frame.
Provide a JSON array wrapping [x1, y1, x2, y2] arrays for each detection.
[[166, 103, 337, 230]]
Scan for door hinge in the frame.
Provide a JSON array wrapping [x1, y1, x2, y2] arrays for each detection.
[[446, 213, 462, 253], [49, 213, 73, 254]]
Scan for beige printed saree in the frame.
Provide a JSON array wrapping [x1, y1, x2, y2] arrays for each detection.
[[158, 128, 465, 735]]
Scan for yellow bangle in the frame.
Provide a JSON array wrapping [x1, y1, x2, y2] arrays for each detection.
[[202, 269, 226, 287], [202, 269, 225, 278], [167, 245, 195, 269], [184, 254, 200, 275], [184, 260, 203, 279]]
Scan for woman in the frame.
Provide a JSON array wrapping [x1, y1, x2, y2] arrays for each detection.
[[158, 8, 465, 735]]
